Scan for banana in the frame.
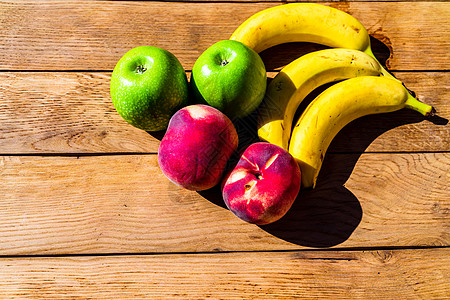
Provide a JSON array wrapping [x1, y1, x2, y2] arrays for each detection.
[[288, 76, 435, 189], [230, 3, 396, 81], [257, 48, 383, 150]]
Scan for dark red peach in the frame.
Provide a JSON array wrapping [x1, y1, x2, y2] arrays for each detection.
[[222, 142, 301, 225], [158, 105, 238, 191]]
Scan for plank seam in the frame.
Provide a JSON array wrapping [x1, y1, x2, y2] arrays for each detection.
[[0, 69, 448, 73], [0, 245, 448, 259], [1, 151, 449, 157]]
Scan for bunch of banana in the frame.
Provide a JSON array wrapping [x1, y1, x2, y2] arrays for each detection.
[[231, 3, 435, 188]]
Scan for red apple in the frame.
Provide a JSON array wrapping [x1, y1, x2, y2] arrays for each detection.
[[222, 142, 301, 225], [158, 104, 238, 191]]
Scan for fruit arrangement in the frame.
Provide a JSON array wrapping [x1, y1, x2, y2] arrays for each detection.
[[110, 3, 435, 225]]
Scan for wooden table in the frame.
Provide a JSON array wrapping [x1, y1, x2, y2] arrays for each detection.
[[0, 0, 448, 298]]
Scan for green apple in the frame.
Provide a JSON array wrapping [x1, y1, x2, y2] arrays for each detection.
[[110, 46, 189, 131], [191, 40, 267, 120]]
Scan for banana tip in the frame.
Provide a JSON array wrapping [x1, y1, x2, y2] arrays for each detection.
[[427, 107, 437, 118]]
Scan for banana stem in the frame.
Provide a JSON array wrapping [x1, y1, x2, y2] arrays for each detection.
[[405, 93, 435, 117]]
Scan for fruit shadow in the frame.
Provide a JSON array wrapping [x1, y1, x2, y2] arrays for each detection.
[[260, 153, 363, 248], [147, 129, 166, 141], [259, 36, 391, 71]]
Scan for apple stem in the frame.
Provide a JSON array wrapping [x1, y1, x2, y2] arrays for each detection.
[[136, 65, 147, 74], [220, 60, 229, 67]]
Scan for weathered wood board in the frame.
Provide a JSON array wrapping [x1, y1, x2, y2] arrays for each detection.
[[0, 153, 448, 255], [0, 249, 448, 299], [0, 72, 448, 154], [0, 2, 449, 70]]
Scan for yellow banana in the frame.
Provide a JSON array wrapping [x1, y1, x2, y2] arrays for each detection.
[[257, 48, 383, 150], [230, 3, 396, 81], [288, 76, 435, 189]]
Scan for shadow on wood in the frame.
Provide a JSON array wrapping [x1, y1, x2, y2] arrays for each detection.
[[427, 113, 448, 126], [258, 36, 392, 72], [330, 109, 439, 153], [147, 129, 166, 142], [260, 153, 363, 248], [259, 42, 328, 71]]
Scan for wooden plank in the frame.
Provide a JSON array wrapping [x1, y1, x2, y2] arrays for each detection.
[[0, 249, 448, 298], [0, 71, 448, 154], [0, 72, 154, 154], [0, 1, 448, 70], [0, 153, 448, 255]]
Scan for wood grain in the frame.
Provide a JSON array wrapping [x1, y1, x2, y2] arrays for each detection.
[[0, 71, 448, 154], [0, 153, 447, 255], [0, 1, 448, 70], [0, 249, 448, 299], [0, 0, 448, 298]]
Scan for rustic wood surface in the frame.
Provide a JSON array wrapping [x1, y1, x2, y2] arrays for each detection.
[[0, 249, 448, 299], [0, 0, 448, 298], [0, 153, 448, 255]]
